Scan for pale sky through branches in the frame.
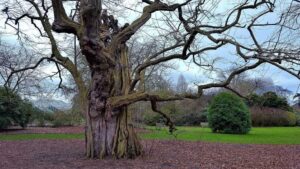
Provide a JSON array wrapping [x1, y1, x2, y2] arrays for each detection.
[[0, 0, 299, 103]]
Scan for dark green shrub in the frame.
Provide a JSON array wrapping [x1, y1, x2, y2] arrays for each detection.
[[0, 88, 20, 128], [12, 100, 34, 128], [251, 106, 297, 126], [0, 116, 12, 129], [208, 92, 251, 134], [0, 87, 34, 129]]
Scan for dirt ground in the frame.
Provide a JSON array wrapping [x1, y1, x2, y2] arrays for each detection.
[[0, 127, 300, 169]]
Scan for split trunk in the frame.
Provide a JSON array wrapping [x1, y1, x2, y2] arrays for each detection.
[[83, 45, 142, 159]]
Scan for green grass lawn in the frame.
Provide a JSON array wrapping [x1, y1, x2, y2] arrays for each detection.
[[0, 127, 299, 145], [0, 133, 83, 141], [141, 127, 300, 144]]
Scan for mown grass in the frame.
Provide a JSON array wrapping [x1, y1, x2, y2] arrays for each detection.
[[140, 127, 300, 144], [0, 133, 83, 141], [0, 127, 299, 145]]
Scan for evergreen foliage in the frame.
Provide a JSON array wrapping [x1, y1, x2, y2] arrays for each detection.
[[208, 92, 251, 134]]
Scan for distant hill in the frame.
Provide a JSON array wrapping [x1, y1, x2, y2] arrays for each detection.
[[31, 99, 72, 112]]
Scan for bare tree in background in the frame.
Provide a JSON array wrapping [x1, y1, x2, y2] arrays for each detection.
[[176, 74, 188, 94], [1, 0, 300, 159], [0, 43, 42, 95]]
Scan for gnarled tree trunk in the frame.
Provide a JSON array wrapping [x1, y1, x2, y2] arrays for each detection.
[[71, 0, 147, 159], [85, 105, 142, 159], [84, 44, 142, 159]]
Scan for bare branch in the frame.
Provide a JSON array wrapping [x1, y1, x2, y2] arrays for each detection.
[[51, 0, 80, 35], [112, 0, 192, 45], [4, 57, 60, 87], [198, 60, 264, 91]]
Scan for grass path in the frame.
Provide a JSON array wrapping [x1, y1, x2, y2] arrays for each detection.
[[0, 127, 299, 144]]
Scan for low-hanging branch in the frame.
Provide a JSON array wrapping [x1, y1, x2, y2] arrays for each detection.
[[108, 92, 201, 108], [150, 99, 176, 133], [112, 59, 265, 109]]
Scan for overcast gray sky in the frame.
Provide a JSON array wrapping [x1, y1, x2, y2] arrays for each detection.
[[0, 0, 299, 102]]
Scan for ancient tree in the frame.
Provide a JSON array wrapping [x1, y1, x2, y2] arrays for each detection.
[[1, 0, 300, 159]]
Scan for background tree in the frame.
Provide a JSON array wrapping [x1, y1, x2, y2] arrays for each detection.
[[247, 91, 291, 111], [0, 43, 42, 96], [0, 87, 37, 129], [176, 74, 188, 94]]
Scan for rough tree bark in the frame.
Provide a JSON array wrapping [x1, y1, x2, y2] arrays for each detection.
[[83, 44, 142, 158], [74, 0, 142, 158]]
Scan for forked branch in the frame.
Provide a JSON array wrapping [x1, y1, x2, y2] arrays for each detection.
[[51, 0, 80, 34]]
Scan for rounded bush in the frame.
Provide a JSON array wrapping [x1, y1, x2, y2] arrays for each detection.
[[208, 92, 251, 134]]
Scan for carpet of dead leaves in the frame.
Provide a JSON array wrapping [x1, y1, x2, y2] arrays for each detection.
[[0, 127, 300, 169]]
